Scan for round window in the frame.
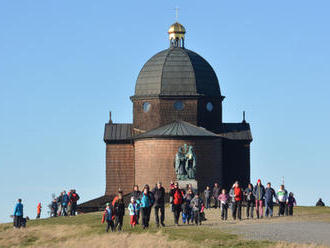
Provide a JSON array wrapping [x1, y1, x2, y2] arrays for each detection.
[[174, 101, 184, 111], [143, 102, 151, 112], [206, 102, 214, 112]]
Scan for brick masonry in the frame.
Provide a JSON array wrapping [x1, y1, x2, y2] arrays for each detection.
[[134, 138, 223, 191], [132, 97, 222, 132], [105, 143, 134, 195]]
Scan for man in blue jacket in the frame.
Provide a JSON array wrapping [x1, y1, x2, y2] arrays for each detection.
[[61, 191, 69, 216], [13, 198, 23, 228], [264, 182, 278, 217]]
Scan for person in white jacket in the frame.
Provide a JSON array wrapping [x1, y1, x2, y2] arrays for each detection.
[[277, 185, 288, 216]]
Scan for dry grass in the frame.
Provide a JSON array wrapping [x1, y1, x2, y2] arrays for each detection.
[[0, 225, 90, 247], [47, 232, 192, 248], [0, 206, 329, 248]]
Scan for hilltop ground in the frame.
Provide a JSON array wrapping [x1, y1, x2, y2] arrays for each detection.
[[0, 206, 329, 248]]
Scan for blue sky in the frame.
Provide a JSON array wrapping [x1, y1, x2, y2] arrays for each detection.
[[1, 0, 329, 222]]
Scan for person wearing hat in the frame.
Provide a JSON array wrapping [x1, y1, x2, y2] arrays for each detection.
[[102, 203, 114, 232], [253, 179, 265, 219]]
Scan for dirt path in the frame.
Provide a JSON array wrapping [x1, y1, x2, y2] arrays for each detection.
[[227, 221, 330, 246], [202, 207, 330, 246]]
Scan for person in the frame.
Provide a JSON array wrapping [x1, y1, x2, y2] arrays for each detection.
[[51, 199, 58, 217], [13, 199, 23, 228], [61, 190, 69, 216], [128, 197, 138, 227], [287, 192, 296, 216], [170, 181, 175, 190], [230, 181, 243, 220], [113, 192, 125, 231], [67, 190, 72, 216], [218, 189, 229, 220], [264, 182, 277, 218], [140, 186, 154, 229], [131, 185, 142, 224], [212, 183, 221, 208], [170, 182, 184, 226], [102, 203, 114, 232], [316, 198, 325, 207], [204, 186, 211, 209], [69, 189, 80, 216], [190, 193, 204, 225], [244, 183, 255, 219], [36, 202, 42, 219], [182, 189, 194, 224], [56, 192, 63, 216], [253, 179, 265, 219], [277, 185, 288, 216], [152, 182, 166, 227]]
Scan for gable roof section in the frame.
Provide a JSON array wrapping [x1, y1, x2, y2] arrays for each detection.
[[216, 123, 252, 141], [135, 120, 217, 139], [104, 123, 133, 143]]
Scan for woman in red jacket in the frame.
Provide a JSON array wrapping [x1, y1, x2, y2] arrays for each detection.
[[170, 182, 184, 226], [230, 181, 243, 220]]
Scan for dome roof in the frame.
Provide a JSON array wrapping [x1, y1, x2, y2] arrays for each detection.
[[168, 22, 186, 33], [168, 22, 186, 40], [134, 47, 221, 98]]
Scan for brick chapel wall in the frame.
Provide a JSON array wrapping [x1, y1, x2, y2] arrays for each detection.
[[197, 97, 222, 132], [133, 98, 198, 132], [222, 139, 251, 190], [133, 97, 223, 133], [105, 143, 135, 195], [134, 138, 223, 192]]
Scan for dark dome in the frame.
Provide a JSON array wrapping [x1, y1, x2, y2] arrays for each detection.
[[134, 47, 221, 97]]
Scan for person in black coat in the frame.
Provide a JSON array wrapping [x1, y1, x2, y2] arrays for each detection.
[[152, 182, 166, 227], [113, 192, 125, 231], [212, 183, 221, 208]]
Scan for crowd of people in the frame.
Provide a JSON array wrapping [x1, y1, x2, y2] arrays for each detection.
[[204, 180, 297, 221], [101, 179, 300, 232], [49, 189, 80, 217], [11, 180, 327, 230]]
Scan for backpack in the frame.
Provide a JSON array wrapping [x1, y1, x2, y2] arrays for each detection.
[[173, 189, 183, 205]]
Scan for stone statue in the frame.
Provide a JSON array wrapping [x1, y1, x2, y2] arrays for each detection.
[[175, 147, 187, 180], [185, 146, 196, 179], [175, 145, 197, 180]]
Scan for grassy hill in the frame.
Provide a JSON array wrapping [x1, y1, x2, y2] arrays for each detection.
[[0, 206, 329, 248]]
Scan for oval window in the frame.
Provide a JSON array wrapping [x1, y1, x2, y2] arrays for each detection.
[[206, 102, 214, 112], [143, 102, 151, 112], [174, 101, 184, 111]]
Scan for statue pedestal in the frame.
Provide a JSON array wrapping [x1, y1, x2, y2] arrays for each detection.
[[178, 179, 198, 193]]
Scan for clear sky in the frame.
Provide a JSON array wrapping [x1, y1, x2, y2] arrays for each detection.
[[1, 0, 329, 223]]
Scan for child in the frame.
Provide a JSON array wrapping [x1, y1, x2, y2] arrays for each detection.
[[128, 197, 137, 227], [287, 192, 296, 216], [190, 193, 204, 225], [218, 189, 229, 220], [204, 186, 211, 209], [102, 203, 114, 232]]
